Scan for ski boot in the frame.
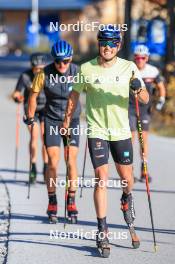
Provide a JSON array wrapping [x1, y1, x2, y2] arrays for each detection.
[[96, 229, 110, 258], [43, 163, 48, 183], [47, 194, 58, 224], [121, 192, 140, 249], [140, 162, 152, 183], [29, 163, 37, 184], [67, 191, 78, 224]]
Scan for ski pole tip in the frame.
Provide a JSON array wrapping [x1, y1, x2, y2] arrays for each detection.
[[154, 245, 158, 253]]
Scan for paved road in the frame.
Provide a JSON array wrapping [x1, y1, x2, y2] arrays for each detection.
[[0, 58, 175, 264]]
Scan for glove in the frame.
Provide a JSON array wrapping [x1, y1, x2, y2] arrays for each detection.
[[130, 78, 142, 91], [23, 115, 35, 126], [156, 97, 165, 111], [12, 93, 24, 103]]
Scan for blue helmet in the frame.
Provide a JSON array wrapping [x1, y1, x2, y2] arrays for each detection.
[[51, 40, 73, 60], [97, 25, 122, 42]]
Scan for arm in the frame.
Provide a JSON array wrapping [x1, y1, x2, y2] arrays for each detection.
[[130, 65, 149, 104], [156, 81, 166, 98], [155, 76, 166, 111], [137, 87, 149, 104], [130, 78, 149, 104], [25, 70, 45, 123], [63, 90, 80, 128], [28, 91, 39, 118], [12, 73, 25, 103]]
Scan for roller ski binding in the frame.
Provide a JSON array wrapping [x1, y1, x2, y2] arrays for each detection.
[[47, 194, 58, 224], [67, 193, 78, 224], [121, 192, 140, 249], [96, 229, 110, 258]]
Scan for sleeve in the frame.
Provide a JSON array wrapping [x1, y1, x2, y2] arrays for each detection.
[[32, 70, 45, 93], [72, 66, 87, 94], [131, 62, 145, 88], [154, 68, 164, 84], [15, 73, 26, 92]]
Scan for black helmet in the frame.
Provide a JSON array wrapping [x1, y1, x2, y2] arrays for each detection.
[[97, 25, 122, 42], [30, 52, 47, 67]]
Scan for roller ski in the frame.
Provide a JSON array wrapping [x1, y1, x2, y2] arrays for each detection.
[[47, 194, 58, 224], [121, 192, 140, 249], [67, 193, 78, 224], [96, 229, 110, 258], [140, 162, 152, 183], [29, 163, 37, 184]]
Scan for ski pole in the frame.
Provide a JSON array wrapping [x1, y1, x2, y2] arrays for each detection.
[[80, 138, 88, 198], [14, 104, 21, 179], [132, 71, 157, 252], [64, 135, 70, 229], [27, 123, 34, 199]]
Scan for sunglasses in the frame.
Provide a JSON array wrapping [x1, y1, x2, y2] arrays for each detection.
[[99, 40, 119, 48], [55, 59, 70, 65], [134, 56, 147, 60]]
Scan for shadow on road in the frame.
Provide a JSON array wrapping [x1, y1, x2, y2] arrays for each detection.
[[9, 213, 175, 235]]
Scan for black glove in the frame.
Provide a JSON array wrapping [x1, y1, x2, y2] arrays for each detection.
[[14, 97, 21, 103], [130, 78, 142, 91], [23, 115, 35, 126]]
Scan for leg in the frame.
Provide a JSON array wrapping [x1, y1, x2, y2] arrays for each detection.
[[64, 145, 79, 223], [88, 138, 110, 256], [40, 120, 48, 182], [110, 138, 140, 248], [28, 122, 39, 182], [44, 117, 61, 222], [63, 119, 80, 223], [46, 146, 60, 223], [28, 122, 39, 163], [40, 121, 48, 164], [94, 164, 109, 219], [64, 146, 79, 192], [46, 146, 60, 194]]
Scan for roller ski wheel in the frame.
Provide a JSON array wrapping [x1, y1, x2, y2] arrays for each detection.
[[47, 204, 57, 224], [48, 214, 58, 224], [128, 224, 140, 249], [96, 231, 110, 258], [68, 213, 77, 224]]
